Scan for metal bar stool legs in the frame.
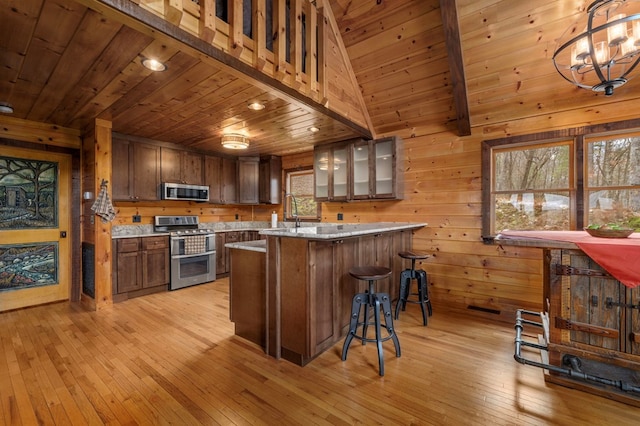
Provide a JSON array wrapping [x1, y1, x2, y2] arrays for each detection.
[[395, 251, 432, 325], [341, 266, 400, 376]]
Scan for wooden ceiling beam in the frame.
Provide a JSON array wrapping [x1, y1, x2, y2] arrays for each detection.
[[440, 0, 471, 136]]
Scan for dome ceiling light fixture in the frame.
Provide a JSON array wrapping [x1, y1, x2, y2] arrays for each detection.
[[552, 0, 640, 96], [221, 133, 249, 149]]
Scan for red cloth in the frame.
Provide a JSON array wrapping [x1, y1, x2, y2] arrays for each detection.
[[498, 230, 640, 288]]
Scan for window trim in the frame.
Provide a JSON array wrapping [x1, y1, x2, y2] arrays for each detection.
[[482, 118, 640, 239], [284, 166, 321, 222]]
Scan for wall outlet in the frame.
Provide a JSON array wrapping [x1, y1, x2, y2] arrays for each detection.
[[132, 215, 141, 223], [235, 214, 239, 220], [337, 213, 343, 221]]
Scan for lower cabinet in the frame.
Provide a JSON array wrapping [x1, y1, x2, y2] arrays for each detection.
[[216, 230, 264, 276], [273, 229, 411, 365], [113, 236, 169, 299]]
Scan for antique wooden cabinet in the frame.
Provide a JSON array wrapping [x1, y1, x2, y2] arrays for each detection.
[[544, 247, 640, 406], [112, 137, 161, 201]]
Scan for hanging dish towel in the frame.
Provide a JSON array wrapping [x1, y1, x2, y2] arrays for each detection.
[[91, 185, 116, 223]]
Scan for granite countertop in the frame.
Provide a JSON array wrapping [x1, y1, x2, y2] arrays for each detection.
[[225, 239, 267, 253], [259, 222, 427, 240], [112, 221, 426, 240]]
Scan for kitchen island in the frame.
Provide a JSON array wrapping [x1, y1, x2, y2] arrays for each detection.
[[228, 222, 426, 366], [496, 230, 640, 407]]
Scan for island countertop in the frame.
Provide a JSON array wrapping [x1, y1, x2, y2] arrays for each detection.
[[225, 239, 267, 253], [259, 222, 427, 240]]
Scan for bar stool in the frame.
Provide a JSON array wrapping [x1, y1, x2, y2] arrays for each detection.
[[341, 265, 401, 376], [395, 251, 432, 325]]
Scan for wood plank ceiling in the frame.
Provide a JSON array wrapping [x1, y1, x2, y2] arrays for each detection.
[[3, 0, 640, 156]]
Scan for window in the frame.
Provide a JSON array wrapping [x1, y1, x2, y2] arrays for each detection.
[[586, 134, 640, 228], [285, 168, 320, 221], [482, 121, 640, 237]]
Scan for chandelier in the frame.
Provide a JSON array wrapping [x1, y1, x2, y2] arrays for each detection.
[[221, 134, 249, 149], [552, 0, 640, 96]]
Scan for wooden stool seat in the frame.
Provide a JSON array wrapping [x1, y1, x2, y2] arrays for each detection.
[[395, 251, 432, 325], [398, 251, 430, 261], [342, 265, 400, 376], [349, 265, 393, 281]]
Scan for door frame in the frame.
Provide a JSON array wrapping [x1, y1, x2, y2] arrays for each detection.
[[0, 138, 81, 305]]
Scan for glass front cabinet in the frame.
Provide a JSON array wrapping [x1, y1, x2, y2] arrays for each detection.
[[314, 136, 403, 202], [314, 143, 350, 201]]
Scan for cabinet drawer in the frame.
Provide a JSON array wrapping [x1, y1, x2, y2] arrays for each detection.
[[117, 238, 140, 253], [142, 236, 168, 250]]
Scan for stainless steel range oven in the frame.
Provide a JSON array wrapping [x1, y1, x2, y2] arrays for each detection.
[[154, 216, 216, 290]]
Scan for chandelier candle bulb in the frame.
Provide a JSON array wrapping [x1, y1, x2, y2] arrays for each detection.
[[607, 14, 628, 45]]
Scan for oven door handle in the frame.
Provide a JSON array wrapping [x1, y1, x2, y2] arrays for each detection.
[[171, 250, 216, 259]]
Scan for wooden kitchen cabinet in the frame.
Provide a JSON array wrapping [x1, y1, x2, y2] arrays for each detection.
[[351, 136, 404, 200], [309, 237, 360, 355], [314, 142, 350, 201], [238, 156, 259, 204], [271, 228, 412, 365], [215, 232, 227, 274], [141, 237, 170, 288], [114, 238, 142, 293], [314, 136, 403, 202], [215, 230, 262, 276], [112, 137, 161, 201], [113, 236, 169, 298], [161, 147, 204, 185], [205, 155, 238, 204], [259, 155, 282, 204]]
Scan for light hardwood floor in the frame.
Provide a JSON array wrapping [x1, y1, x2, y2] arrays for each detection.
[[1, 279, 640, 425]]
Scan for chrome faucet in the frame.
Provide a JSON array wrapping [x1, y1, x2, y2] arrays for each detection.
[[285, 192, 301, 228]]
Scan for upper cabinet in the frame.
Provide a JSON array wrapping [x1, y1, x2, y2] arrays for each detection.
[[352, 136, 403, 200], [205, 155, 238, 204], [314, 143, 350, 202], [314, 137, 403, 202], [259, 156, 282, 205], [161, 147, 204, 185], [112, 137, 161, 201], [238, 157, 260, 204]]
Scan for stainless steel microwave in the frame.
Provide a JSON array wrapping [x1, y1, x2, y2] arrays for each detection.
[[161, 182, 210, 202]]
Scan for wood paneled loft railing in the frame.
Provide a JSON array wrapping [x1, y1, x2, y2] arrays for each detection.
[[134, 0, 326, 103]]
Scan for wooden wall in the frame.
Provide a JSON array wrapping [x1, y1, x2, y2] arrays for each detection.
[[281, 135, 543, 322]]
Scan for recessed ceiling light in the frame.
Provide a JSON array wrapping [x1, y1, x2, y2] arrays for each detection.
[[308, 126, 320, 133], [0, 102, 14, 114], [247, 101, 265, 110], [142, 58, 167, 72]]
